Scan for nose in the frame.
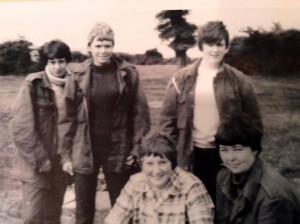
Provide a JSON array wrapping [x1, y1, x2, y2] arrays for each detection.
[[99, 47, 106, 53], [54, 62, 61, 69], [227, 151, 237, 161], [152, 164, 162, 175], [211, 45, 219, 52]]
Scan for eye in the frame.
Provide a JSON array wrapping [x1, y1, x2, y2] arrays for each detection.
[[145, 162, 153, 166]]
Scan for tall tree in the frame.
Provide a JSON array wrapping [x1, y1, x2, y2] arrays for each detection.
[[156, 10, 197, 67]]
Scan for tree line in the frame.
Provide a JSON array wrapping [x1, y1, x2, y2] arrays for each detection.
[[0, 10, 300, 76]]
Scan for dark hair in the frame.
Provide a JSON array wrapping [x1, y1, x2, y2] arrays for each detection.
[[197, 21, 229, 50], [43, 40, 71, 63], [215, 115, 263, 154], [139, 133, 177, 169]]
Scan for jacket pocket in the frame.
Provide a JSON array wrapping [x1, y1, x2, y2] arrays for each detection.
[[36, 99, 54, 113], [35, 99, 55, 135]]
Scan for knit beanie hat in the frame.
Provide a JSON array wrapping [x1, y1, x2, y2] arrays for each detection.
[[88, 22, 114, 46]]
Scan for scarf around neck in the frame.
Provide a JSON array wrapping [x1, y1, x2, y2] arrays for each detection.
[[45, 65, 67, 86]]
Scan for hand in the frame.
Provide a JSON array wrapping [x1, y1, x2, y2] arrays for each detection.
[[63, 162, 73, 176], [39, 159, 51, 173]]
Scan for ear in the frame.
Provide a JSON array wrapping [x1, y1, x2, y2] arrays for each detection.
[[224, 47, 229, 54]]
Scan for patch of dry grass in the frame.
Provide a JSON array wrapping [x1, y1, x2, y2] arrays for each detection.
[[1, 67, 300, 223]]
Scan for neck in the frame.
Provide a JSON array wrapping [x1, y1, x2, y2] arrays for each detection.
[[93, 59, 112, 67], [45, 66, 66, 86], [200, 59, 221, 70]]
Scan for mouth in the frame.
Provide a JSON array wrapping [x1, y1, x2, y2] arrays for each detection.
[[228, 164, 240, 169], [151, 175, 164, 180]]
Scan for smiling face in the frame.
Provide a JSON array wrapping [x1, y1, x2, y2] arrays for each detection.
[[47, 58, 68, 78], [201, 39, 228, 67], [88, 38, 114, 66], [142, 154, 173, 191], [219, 144, 257, 174]]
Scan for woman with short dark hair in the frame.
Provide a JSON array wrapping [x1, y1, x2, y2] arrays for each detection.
[[215, 117, 300, 224], [10, 39, 73, 223]]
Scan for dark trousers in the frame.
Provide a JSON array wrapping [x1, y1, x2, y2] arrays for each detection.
[[193, 147, 221, 204], [21, 164, 68, 224], [73, 159, 135, 224]]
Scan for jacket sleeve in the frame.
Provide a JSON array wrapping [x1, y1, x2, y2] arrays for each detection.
[[57, 75, 78, 164], [258, 196, 296, 224], [130, 73, 151, 157], [240, 77, 264, 134], [9, 80, 49, 169], [159, 78, 179, 141]]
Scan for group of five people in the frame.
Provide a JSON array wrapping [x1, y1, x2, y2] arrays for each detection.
[[10, 21, 299, 224]]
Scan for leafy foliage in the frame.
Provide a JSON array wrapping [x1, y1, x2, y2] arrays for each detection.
[[225, 23, 300, 75], [116, 48, 164, 65], [71, 51, 89, 63], [0, 40, 32, 75], [156, 10, 197, 67]]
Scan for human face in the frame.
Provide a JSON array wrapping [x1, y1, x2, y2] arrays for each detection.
[[142, 154, 173, 191], [201, 39, 228, 67], [88, 39, 114, 66], [219, 144, 257, 174], [47, 58, 68, 78]]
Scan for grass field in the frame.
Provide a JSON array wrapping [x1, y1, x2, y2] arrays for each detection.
[[0, 64, 299, 223]]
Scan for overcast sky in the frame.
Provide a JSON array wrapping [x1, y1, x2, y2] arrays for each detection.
[[1, 0, 300, 58]]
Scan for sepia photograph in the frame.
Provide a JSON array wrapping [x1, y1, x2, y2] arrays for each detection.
[[0, 0, 299, 223]]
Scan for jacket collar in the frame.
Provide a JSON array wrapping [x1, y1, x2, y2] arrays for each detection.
[[39, 72, 51, 88], [75, 55, 132, 97], [220, 158, 263, 222], [185, 58, 225, 77], [83, 54, 132, 77], [242, 158, 263, 204], [39, 69, 73, 88], [220, 158, 263, 203]]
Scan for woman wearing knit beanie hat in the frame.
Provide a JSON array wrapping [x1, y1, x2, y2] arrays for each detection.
[[215, 115, 300, 224], [62, 22, 150, 223]]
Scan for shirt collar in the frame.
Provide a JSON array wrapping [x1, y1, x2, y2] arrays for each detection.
[[220, 158, 263, 205]]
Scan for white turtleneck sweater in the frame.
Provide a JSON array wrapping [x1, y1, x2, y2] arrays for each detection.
[[192, 66, 220, 148]]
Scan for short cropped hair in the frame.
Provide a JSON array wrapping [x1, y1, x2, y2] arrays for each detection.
[[215, 115, 263, 154], [139, 133, 177, 170], [43, 40, 71, 63], [88, 22, 115, 46], [197, 21, 229, 50]]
